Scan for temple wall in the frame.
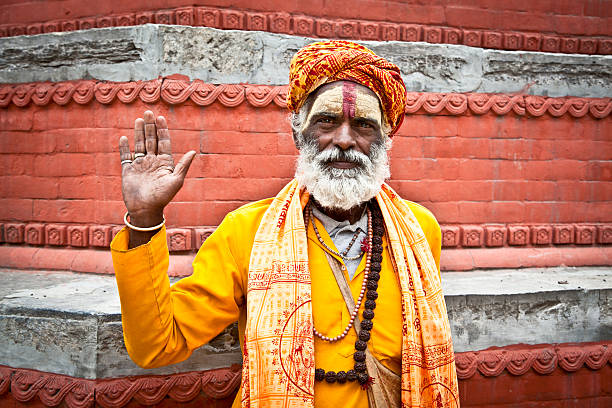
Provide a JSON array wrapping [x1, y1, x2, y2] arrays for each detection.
[[1, 1, 610, 54], [0, 3, 611, 407]]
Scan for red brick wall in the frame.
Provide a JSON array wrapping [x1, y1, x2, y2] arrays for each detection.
[[1, 86, 610, 229], [2, 0, 609, 36]]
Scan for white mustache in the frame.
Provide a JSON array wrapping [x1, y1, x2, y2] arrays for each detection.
[[314, 147, 371, 168]]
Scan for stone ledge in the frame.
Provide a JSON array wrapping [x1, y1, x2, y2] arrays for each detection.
[[0, 266, 610, 379], [0, 25, 610, 98]]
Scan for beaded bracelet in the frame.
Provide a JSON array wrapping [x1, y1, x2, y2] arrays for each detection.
[[123, 211, 165, 232]]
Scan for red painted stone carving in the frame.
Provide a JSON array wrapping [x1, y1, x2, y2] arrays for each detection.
[[175, 7, 194, 26], [0, 344, 610, 406], [553, 224, 575, 244], [0, 365, 241, 408], [523, 34, 541, 51], [461, 225, 483, 247], [315, 19, 335, 37], [196, 7, 221, 28], [508, 225, 529, 246], [542, 36, 561, 52], [575, 225, 597, 245], [483, 31, 503, 49], [1, 5, 609, 55], [600, 39, 612, 54], [154, 11, 174, 25], [293, 17, 314, 36], [135, 12, 154, 25], [90, 226, 111, 247], [441, 225, 460, 248], [530, 225, 552, 245], [115, 15, 134, 27], [25, 224, 45, 245], [359, 22, 379, 40], [443, 28, 462, 44], [598, 225, 612, 244], [337, 20, 358, 38], [503, 32, 522, 50], [380, 23, 400, 42], [6, 80, 611, 119], [5, 223, 25, 244], [167, 228, 193, 252], [561, 37, 579, 53], [246, 12, 267, 31], [402, 24, 422, 42], [96, 17, 114, 28], [45, 224, 67, 246], [68, 226, 89, 247], [221, 10, 244, 30], [0, 221, 611, 252], [269, 12, 291, 34], [26, 24, 42, 35], [423, 27, 442, 43], [484, 225, 506, 247]]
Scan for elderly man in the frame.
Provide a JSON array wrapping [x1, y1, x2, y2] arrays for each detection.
[[111, 41, 458, 407]]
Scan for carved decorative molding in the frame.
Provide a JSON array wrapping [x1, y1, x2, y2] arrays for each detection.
[[0, 79, 611, 119], [455, 342, 612, 379], [2, 222, 611, 252], [0, 342, 610, 407], [0, 365, 241, 408], [0, 6, 610, 55]]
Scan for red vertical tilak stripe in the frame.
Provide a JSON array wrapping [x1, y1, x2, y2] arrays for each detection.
[[342, 81, 356, 119]]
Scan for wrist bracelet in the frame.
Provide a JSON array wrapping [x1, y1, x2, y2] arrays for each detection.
[[124, 211, 165, 232]]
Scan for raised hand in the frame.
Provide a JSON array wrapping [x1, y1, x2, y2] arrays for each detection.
[[119, 111, 196, 246]]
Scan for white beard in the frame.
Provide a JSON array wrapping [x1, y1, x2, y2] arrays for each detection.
[[295, 140, 391, 211]]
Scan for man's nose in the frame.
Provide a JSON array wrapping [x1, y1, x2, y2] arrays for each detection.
[[332, 122, 356, 150]]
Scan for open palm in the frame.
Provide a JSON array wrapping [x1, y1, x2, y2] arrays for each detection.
[[119, 111, 196, 226]]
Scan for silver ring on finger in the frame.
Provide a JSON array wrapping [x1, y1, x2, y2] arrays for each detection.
[[121, 159, 133, 165], [134, 153, 145, 159]]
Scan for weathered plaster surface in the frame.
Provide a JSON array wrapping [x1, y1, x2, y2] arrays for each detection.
[[0, 266, 609, 377], [0, 25, 610, 97]]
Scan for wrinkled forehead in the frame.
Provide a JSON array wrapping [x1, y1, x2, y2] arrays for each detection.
[[304, 81, 383, 128]]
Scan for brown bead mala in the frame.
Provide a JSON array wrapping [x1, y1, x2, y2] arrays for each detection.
[[310, 200, 384, 387]]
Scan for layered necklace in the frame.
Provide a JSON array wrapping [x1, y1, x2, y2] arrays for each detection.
[[304, 200, 383, 386]]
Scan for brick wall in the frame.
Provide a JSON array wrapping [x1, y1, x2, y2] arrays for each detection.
[[1, 1, 610, 54], [2, 0, 610, 36], [1, 86, 610, 228]]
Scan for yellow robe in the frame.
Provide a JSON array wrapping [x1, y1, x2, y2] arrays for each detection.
[[111, 198, 441, 408]]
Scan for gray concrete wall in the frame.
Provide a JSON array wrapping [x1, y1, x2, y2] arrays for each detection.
[[0, 267, 609, 378], [0, 25, 610, 97]]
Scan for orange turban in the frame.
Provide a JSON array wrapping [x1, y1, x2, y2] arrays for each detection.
[[287, 40, 407, 136]]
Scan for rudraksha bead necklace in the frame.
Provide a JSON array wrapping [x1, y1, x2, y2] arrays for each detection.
[[305, 200, 384, 386]]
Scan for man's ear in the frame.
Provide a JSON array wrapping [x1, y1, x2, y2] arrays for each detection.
[[292, 129, 302, 150]]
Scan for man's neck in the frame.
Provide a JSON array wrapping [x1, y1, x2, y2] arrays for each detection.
[[312, 200, 367, 224]]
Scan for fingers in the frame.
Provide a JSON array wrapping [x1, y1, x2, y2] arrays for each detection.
[[156, 116, 172, 156], [144, 110, 157, 155], [173, 151, 197, 179], [119, 136, 132, 165], [134, 118, 145, 156]]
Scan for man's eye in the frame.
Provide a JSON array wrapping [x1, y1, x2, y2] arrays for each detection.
[[317, 117, 333, 124], [357, 121, 372, 128]]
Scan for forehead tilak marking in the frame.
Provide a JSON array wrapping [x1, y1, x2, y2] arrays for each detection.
[[342, 82, 356, 119]]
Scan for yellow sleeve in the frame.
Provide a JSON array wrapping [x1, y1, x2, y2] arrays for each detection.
[[111, 214, 247, 369]]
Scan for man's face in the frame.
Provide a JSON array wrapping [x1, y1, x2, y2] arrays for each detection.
[[294, 81, 391, 211], [300, 81, 385, 160]]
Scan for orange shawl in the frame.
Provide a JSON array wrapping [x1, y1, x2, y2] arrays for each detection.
[[242, 180, 458, 407]]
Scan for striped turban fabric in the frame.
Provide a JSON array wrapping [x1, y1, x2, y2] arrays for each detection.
[[287, 40, 407, 136]]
